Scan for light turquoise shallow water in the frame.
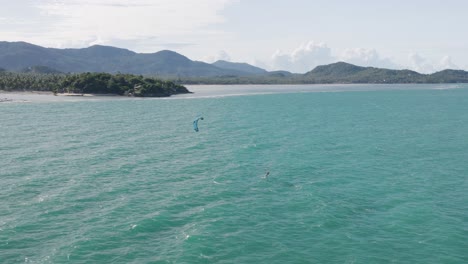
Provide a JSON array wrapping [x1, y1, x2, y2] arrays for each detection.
[[1, 85, 467, 263]]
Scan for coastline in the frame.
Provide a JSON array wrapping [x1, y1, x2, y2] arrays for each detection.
[[2, 83, 465, 102], [55, 93, 121, 97], [0, 90, 127, 103]]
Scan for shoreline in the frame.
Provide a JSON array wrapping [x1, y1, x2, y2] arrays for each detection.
[[55, 93, 121, 97], [0, 90, 129, 103], [0, 91, 121, 96], [1, 83, 465, 102]]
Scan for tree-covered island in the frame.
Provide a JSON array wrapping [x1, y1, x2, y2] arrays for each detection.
[[0, 72, 191, 97]]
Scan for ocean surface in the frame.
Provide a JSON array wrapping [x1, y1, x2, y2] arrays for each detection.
[[1, 84, 467, 263]]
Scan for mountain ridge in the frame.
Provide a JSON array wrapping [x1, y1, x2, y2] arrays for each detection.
[[212, 60, 268, 75], [303, 62, 430, 83], [1, 41, 468, 83], [0, 41, 262, 77]]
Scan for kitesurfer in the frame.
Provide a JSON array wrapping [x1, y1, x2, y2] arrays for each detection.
[[193, 116, 204, 132]]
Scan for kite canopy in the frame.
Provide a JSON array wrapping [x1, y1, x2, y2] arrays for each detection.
[[193, 116, 204, 132]]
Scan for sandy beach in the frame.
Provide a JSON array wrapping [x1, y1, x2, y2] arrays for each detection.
[[0, 91, 126, 103]]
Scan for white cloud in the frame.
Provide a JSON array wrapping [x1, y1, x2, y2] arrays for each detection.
[[407, 53, 460, 73], [271, 41, 334, 73], [252, 59, 269, 70], [339, 48, 397, 69], [270, 42, 400, 73], [203, 50, 231, 63], [0, 0, 235, 51], [271, 50, 294, 71], [407, 53, 435, 73], [439, 56, 459, 70]]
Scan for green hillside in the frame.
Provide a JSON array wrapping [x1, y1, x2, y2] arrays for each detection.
[[1, 42, 468, 84]]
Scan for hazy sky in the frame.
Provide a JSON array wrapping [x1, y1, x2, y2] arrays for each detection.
[[1, 0, 467, 73]]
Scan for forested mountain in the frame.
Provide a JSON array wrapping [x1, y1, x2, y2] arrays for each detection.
[[303, 62, 428, 83], [1, 41, 468, 83], [212, 60, 267, 75], [21, 65, 63, 74], [0, 41, 255, 76], [426, 69, 468, 83]]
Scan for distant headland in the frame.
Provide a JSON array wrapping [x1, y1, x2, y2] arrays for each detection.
[[0, 71, 190, 97]]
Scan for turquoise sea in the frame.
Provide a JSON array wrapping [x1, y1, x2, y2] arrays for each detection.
[[1, 84, 467, 263]]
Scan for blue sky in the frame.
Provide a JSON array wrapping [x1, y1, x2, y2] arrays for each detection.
[[1, 0, 467, 73]]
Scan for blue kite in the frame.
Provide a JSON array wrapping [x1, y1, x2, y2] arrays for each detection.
[[193, 116, 204, 132]]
